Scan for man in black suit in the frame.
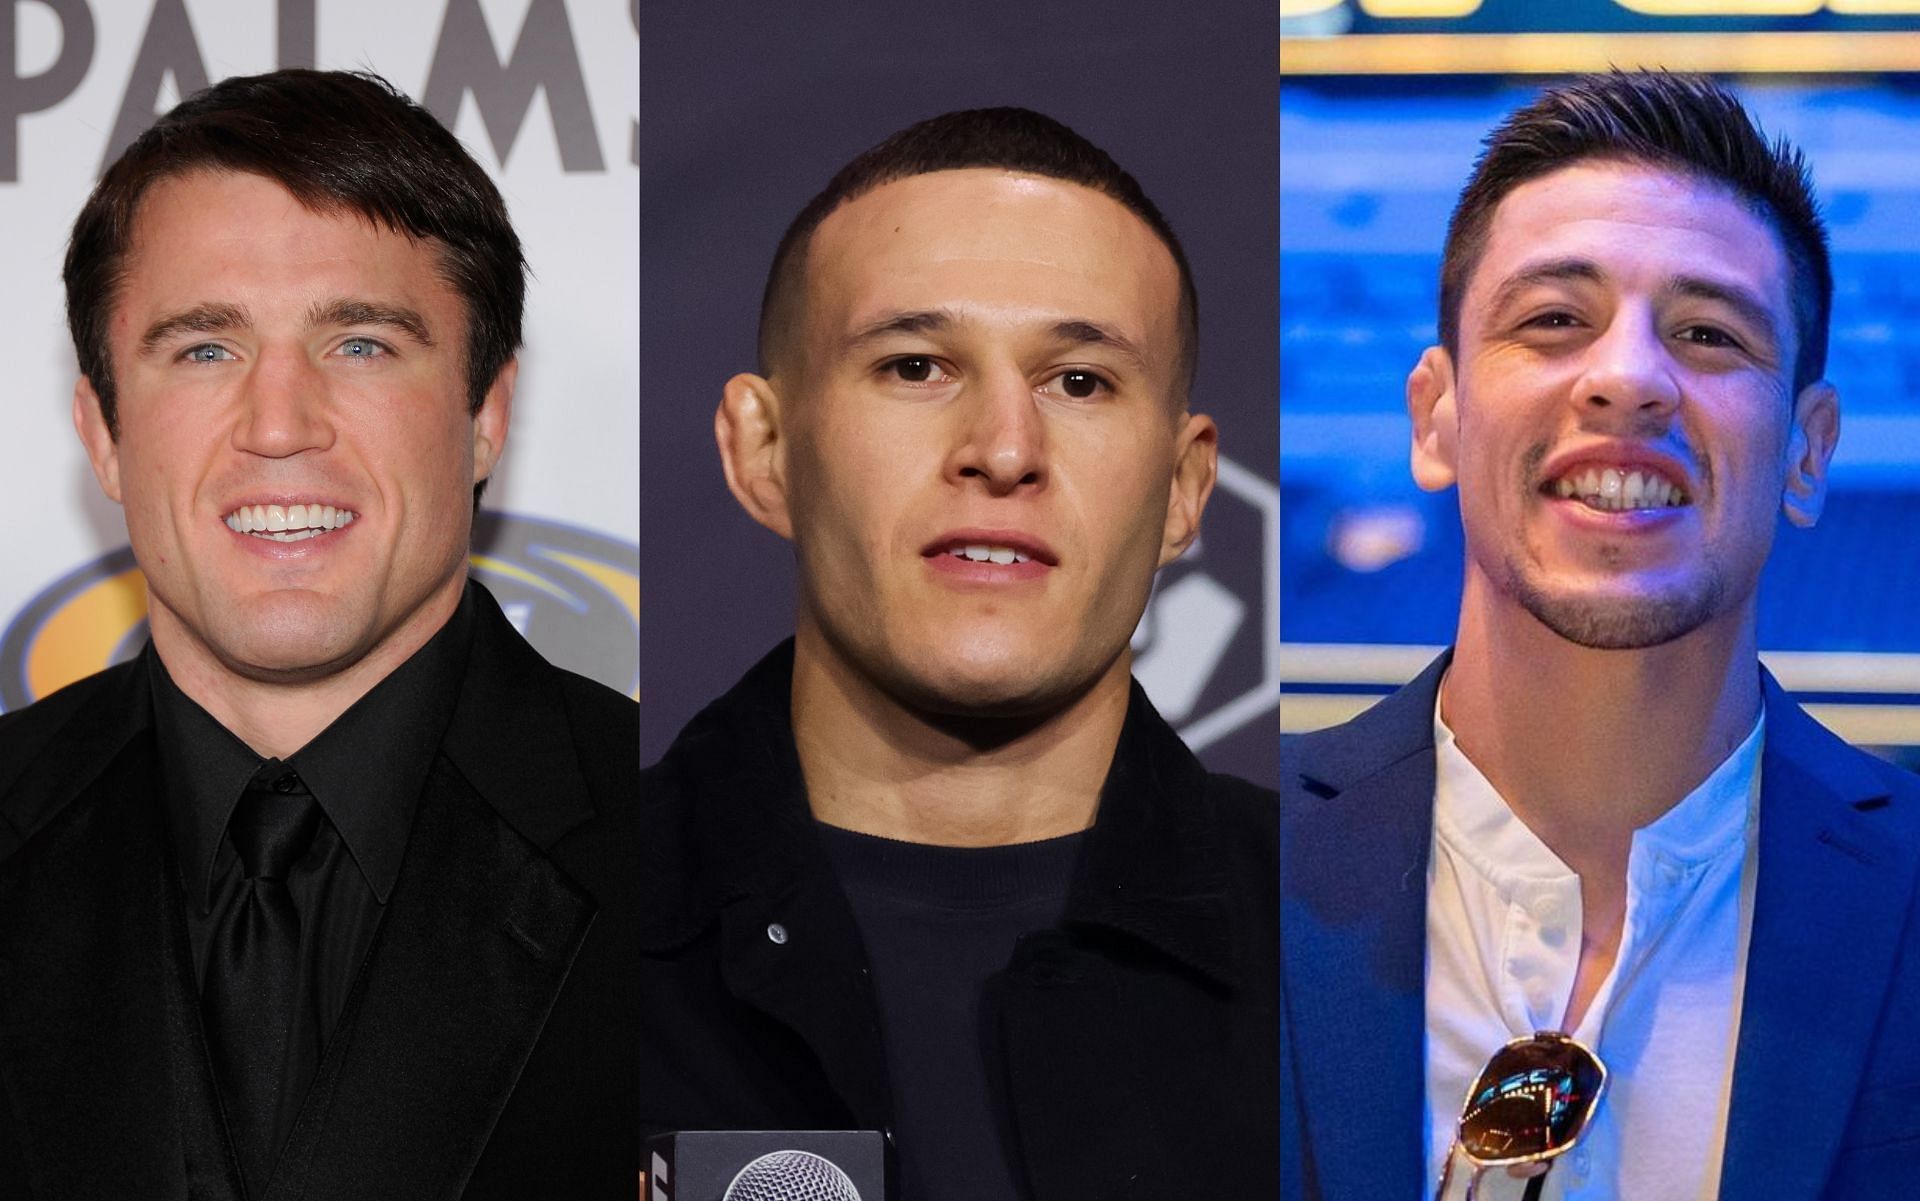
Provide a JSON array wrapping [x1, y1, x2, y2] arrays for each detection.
[[640, 108, 1277, 1199], [0, 70, 636, 1199]]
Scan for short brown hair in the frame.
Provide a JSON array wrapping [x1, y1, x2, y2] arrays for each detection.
[[1439, 71, 1830, 392], [65, 68, 527, 435], [758, 106, 1199, 401]]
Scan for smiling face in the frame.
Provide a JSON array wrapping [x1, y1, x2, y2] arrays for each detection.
[[1410, 159, 1836, 650], [74, 169, 510, 686], [746, 169, 1213, 718]]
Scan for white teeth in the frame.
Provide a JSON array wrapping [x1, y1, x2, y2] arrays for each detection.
[[1550, 468, 1688, 512], [950, 544, 1032, 565], [224, 502, 357, 537]]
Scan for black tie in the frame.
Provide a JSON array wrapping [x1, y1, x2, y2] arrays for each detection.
[[202, 769, 320, 1197]]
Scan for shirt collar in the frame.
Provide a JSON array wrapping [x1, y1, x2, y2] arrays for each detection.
[[641, 639, 1243, 984], [1431, 688, 1762, 901], [152, 586, 476, 912]]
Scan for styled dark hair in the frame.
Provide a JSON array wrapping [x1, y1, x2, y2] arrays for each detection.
[[758, 106, 1199, 401], [65, 68, 527, 435], [1439, 71, 1831, 392]]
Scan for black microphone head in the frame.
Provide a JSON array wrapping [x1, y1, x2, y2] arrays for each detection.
[[722, 1149, 865, 1201]]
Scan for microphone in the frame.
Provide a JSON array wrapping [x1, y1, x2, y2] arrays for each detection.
[[645, 1131, 887, 1201]]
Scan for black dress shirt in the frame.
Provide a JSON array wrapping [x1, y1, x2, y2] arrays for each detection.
[[151, 592, 475, 1086]]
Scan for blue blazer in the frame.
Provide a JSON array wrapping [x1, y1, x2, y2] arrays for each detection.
[[1281, 654, 1920, 1200]]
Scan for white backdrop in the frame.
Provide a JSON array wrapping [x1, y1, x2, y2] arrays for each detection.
[[0, 0, 638, 707]]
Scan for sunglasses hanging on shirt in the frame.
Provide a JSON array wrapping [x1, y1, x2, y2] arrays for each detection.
[[1436, 1030, 1608, 1201]]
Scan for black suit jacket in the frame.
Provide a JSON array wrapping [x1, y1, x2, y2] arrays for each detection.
[[0, 584, 638, 1200], [637, 641, 1278, 1200]]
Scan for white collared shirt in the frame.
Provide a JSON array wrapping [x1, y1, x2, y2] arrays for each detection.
[[1425, 703, 1763, 1201]]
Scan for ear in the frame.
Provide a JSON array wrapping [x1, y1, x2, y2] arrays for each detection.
[[717, 372, 793, 540], [1159, 412, 1218, 568], [1407, 345, 1459, 493], [1781, 379, 1839, 529], [472, 356, 517, 483], [72, 376, 123, 504]]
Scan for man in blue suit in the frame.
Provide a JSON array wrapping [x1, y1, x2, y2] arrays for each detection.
[[1282, 72, 1920, 1199]]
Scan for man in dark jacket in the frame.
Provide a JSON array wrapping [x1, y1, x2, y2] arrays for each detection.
[[641, 108, 1277, 1199], [0, 71, 636, 1199]]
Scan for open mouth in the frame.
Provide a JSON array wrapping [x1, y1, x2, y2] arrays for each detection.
[[943, 543, 1033, 566], [1545, 466, 1688, 514], [224, 503, 357, 543]]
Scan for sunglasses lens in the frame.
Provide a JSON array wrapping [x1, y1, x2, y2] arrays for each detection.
[[1459, 1034, 1604, 1162]]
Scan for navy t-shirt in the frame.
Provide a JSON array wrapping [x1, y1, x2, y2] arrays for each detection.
[[817, 823, 1085, 1201]]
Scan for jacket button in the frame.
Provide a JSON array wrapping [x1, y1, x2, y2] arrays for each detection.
[[766, 922, 789, 945]]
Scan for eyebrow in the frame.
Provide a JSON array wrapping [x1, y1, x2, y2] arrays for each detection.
[[136, 297, 436, 356], [843, 308, 1150, 370], [1047, 318, 1150, 372], [1483, 257, 1606, 319], [138, 302, 249, 355], [308, 298, 436, 347]]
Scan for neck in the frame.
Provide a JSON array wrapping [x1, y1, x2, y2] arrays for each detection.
[[1443, 571, 1761, 881], [150, 580, 464, 760], [790, 624, 1132, 848]]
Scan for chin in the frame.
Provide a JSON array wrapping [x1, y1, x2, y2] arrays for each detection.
[[1511, 573, 1727, 652], [891, 642, 1108, 723], [204, 603, 368, 681]]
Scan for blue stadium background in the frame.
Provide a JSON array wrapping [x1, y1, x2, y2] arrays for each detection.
[[1281, 9, 1920, 768]]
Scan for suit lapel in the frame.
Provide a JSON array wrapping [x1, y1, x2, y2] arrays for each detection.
[[1718, 677, 1917, 1201], [287, 760, 594, 1200], [286, 591, 598, 1201], [0, 703, 242, 1201], [1281, 659, 1445, 1200]]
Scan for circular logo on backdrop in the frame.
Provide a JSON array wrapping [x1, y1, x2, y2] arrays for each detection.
[[0, 512, 638, 712]]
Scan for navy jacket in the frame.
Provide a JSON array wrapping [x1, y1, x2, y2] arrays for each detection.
[[639, 642, 1279, 1200], [1281, 653, 1920, 1200]]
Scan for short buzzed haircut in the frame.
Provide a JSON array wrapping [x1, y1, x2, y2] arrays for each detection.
[[1440, 71, 1831, 393], [757, 106, 1199, 402]]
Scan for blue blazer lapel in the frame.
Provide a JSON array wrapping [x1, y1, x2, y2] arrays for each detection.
[[1282, 655, 1446, 1200], [1719, 673, 1920, 1201]]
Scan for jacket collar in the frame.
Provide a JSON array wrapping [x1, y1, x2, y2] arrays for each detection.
[[439, 580, 598, 851], [640, 640, 1240, 987], [1717, 669, 1918, 1201], [1281, 653, 1444, 1201]]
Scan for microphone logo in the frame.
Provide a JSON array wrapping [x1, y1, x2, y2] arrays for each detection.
[[722, 1149, 864, 1201]]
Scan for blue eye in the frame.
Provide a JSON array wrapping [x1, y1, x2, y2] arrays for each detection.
[[182, 344, 235, 363], [338, 337, 386, 358]]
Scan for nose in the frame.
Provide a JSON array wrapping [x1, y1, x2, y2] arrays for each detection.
[[1569, 307, 1682, 430], [231, 348, 335, 458], [946, 365, 1046, 495]]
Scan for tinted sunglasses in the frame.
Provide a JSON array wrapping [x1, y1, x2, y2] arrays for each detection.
[[1434, 1030, 1608, 1201]]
